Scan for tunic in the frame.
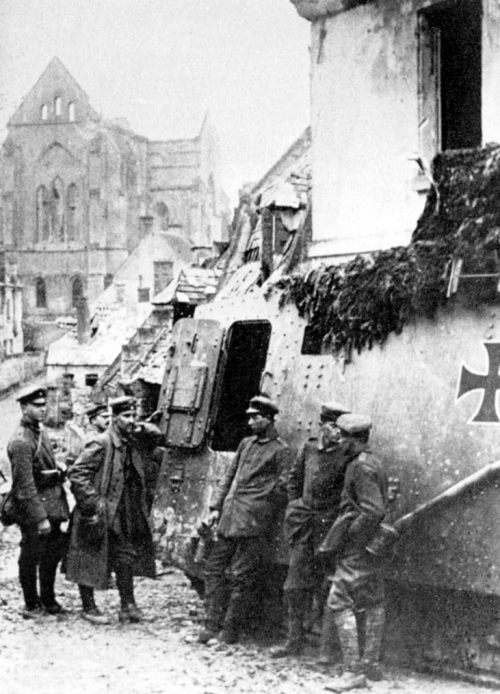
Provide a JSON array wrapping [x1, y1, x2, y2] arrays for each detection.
[[326, 444, 388, 613], [283, 438, 353, 592], [8, 418, 69, 525]]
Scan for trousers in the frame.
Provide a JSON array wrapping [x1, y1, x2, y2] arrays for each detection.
[[327, 552, 385, 615], [18, 522, 65, 608], [204, 534, 269, 630]]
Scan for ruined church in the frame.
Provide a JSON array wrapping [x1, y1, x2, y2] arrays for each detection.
[[0, 57, 229, 334]]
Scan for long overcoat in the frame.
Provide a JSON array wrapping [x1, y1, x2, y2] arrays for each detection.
[[66, 423, 163, 590]]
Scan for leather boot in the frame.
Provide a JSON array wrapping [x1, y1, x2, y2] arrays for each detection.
[[362, 606, 385, 681], [219, 590, 250, 645], [270, 590, 307, 658], [116, 563, 142, 623], [325, 611, 367, 692], [316, 606, 341, 665]]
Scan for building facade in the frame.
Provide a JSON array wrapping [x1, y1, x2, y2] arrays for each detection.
[[0, 57, 228, 324], [289, 0, 498, 259]]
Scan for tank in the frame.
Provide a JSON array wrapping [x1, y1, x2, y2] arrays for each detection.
[[153, 278, 500, 681], [152, 140, 500, 683]]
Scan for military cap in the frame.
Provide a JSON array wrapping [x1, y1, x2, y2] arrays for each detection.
[[85, 403, 108, 420], [109, 396, 137, 415], [17, 385, 47, 406], [336, 413, 372, 435], [246, 394, 279, 418], [320, 401, 351, 422]]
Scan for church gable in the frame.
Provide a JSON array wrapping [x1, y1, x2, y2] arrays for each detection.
[[8, 57, 99, 127]]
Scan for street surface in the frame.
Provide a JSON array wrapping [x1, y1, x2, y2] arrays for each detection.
[[0, 381, 490, 693]]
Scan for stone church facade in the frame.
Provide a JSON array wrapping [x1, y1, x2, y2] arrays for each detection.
[[0, 57, 229, 323]]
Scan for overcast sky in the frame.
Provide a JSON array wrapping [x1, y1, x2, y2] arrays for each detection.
[[0, 0, 311, 203]]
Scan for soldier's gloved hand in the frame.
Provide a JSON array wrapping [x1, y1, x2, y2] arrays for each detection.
[[207, 509, 220, 527], [37, 518, 51, 536]]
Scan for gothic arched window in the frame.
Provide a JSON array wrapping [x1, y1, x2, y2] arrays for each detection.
[[54, 96, 62, 116], [36, 186, 50, 242], [36, 277, 47, 308], [72, 275, 83, 308], [66, 184, 78, 240], [68, 102, 75, 122], [40, 104, 48, 121], [51, 177, 65, 241]]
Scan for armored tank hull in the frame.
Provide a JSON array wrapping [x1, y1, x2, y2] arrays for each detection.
[[155, 280, 500, 682]]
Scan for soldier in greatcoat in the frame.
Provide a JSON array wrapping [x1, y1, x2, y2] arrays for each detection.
[[65, 402, 112, 625], [323, 414, 388, 692], [7, 385, 69, 617], [271, 401, 353, 660], [198, 394, 291, 645], [66, 396, 165, 623]]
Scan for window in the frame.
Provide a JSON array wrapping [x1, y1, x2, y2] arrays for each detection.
[[154, 261, 174, 297], [66, 183, 78, 240], [85, 373, 99, 387], [54, 96, 62, 116], [138, 287, 151, 303], [36, 186, 50, 242], [68, 102, 75, 122], [51, 177, 64, 241], [40, 104, 48, 121], [35, 278, 47, 308], [211, 321, 272, 451], [0, 208, 3, 245], [72, 275, 83, 307], [418, 0, 482, 162]]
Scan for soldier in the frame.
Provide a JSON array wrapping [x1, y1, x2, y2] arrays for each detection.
[[323, 414, 388, 692], [7, 385, 70, 617], [271, 401, 352, 660], [66, 402, 112, 625], [85, 403, 111, 434], [66, 396, 165, 623], [198, 394, 291, 645]]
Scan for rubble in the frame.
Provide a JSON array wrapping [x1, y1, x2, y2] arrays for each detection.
[[0, 528, 489, 694]]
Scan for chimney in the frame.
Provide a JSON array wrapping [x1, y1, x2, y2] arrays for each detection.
[[76, 295, 90, 344], [115, 281, 126, 303]]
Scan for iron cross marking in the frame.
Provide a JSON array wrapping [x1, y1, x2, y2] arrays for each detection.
[[457, 342, 500, 423]]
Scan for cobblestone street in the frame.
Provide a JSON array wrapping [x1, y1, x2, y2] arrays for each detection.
[[0, 524, 489, 694]]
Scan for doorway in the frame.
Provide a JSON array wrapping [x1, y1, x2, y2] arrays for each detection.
[[211, 320, 272, 451]]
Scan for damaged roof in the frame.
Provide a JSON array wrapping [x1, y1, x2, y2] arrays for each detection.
[[252, 127, 311, 209], [153, 266, 222, 306]]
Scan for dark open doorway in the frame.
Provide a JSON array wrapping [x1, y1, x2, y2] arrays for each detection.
[[211, 320, 272, 451]]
